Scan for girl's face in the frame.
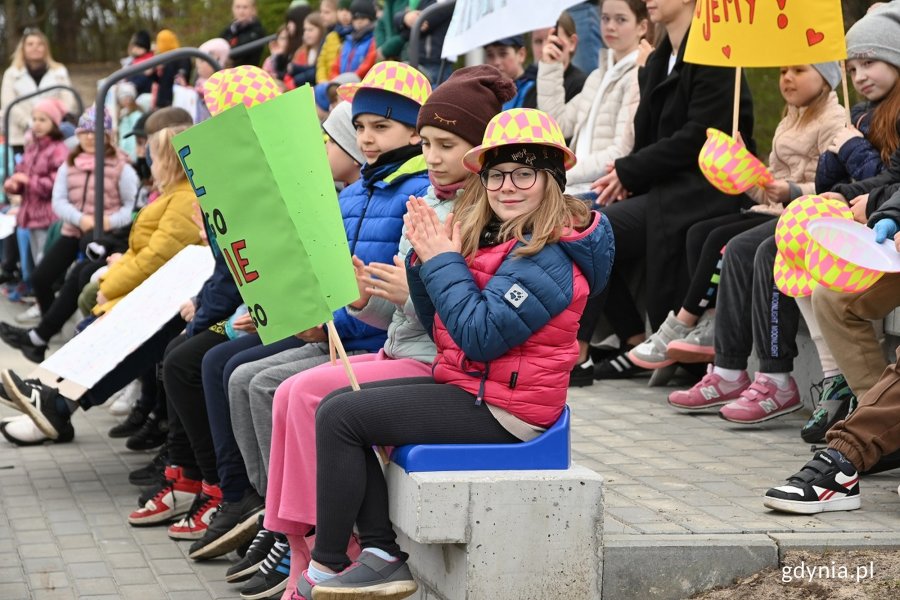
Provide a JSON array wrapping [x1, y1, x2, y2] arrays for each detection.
[[354, 114, 420, 164], [23, 35, 47, 63], [601, 0, 647, 55], [303, 21, 322, 47], [484, 161, 546, 222], [77, 131, 97, 153], [779, 65, 826, 108], [644, 0, 690, 25], [848, 59, 899, 102], [419, 126, 472, 186], [31, 110, 53, 137]]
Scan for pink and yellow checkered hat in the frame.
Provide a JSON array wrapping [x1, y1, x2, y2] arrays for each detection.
[[202, 66, 281, 117], [772, 195, 852, 297], [462, 108, 577, 173], [337, 61, 432, 106]]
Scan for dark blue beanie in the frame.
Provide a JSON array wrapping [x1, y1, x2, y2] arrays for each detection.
[[351, 88, 421, 127]]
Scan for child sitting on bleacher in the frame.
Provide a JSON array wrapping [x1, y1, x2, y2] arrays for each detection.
[[261, 65, 515, 598], [330, 0, 377, 80], [293, 108, 612, 599]]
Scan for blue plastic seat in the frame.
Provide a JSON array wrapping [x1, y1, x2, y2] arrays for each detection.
[[391, 406, 570, 473]]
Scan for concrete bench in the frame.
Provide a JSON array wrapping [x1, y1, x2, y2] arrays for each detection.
[[385, 407, 604, 599]]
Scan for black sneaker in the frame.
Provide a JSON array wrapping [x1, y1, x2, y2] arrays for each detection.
[[569, 358, 595, 387], [126, 412, 168, 451], [800, 374, 855, 443], [129, 444, 169, 487], [1, 370, 71, 440], [189, 488, 265, 560], [594, 346, 648, 379], [226, 517, 277, 583], [239, 536, 290, 600], [763, 449, 861, 514], [109, 406, 149, 439], [312, 550, 417, 599], [0, 373, 39, 411], [0, 323, 46, 362]]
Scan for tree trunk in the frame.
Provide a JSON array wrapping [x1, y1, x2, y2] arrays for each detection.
[[4, 0, 17, 58], [54, 0, 77, 63]]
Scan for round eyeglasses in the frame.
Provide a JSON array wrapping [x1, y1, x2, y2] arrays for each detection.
[[480, 167, 542, 191]]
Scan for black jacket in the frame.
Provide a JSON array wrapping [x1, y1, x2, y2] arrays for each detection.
[[221, 18, 267, 67], [610, 29, 756, 329]]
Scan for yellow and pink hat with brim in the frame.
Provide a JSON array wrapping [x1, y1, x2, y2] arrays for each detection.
[[773, 195, 852, 298], [804, 218, 888, 294], [202, 65, 281, 117], [337, 61, 432, 106], [462, 108, 577, 173]]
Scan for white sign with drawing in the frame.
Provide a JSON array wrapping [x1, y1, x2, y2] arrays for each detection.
[[38, 244, 214, 392], [442, 0, 585, 59]]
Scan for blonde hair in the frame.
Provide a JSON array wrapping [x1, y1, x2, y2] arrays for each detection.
[[782, 67, 833, 128], [149, 125, 190, 190], [456, 170, 591, 259], [10, 30, 62, 70]]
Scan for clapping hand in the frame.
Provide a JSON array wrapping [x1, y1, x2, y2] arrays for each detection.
[[403, 196, 460, 263]]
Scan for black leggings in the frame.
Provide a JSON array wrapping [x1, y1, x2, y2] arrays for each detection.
[[681, 212, 774, 317], [31, 235, 80, 315], [163, 330, 229, 484], [312, 377, 519, 571], [35, 259, 104, 341]]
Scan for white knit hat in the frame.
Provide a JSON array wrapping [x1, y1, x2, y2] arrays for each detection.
[[323, 102, 364, 166]]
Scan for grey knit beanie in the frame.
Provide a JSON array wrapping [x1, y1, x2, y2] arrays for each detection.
[[812, 62, 841, 91], [323, 102, 364, 166], [845, 2, 900, 70]]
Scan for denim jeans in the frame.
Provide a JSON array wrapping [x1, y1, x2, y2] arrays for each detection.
[[568, 2, 603, 74]]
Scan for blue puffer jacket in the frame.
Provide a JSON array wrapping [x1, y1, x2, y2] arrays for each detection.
[[333, 152, 430, 351], [816, 101, 888, 193]]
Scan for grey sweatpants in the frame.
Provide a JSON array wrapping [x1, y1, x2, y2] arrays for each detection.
[[227, 342, 366, 495]]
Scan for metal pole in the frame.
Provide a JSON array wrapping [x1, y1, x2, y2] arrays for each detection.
[[227, 33, 277, 60], [408, 1, 456, 70], [3, 85, 83, 178], [93, 48, 221, 240]]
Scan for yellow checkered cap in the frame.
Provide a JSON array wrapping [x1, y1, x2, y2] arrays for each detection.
[[462, 108, 577, 173], [337, 61, 431, 106], [202, 66, 281, 117], [773, 195, 852, 297]]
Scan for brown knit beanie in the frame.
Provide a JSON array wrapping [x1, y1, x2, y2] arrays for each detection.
[[416, 65, 517, 146]]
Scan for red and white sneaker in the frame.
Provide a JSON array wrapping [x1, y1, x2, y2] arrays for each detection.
[[128, 466, 201, 526], [168, 481, 223, 540], [719, 373, 802, 424], [668, 365, 751, 410]]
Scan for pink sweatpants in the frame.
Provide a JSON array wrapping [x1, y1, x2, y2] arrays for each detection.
[[265, 351, 432, 535]]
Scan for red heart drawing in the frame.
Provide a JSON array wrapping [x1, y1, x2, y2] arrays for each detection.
[[806, 28, 825, 46], [777, 0, 787, 9], [721, 45, 731, 59]]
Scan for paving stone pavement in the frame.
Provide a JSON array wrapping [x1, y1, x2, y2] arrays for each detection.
[[1, 294, 899, 599]]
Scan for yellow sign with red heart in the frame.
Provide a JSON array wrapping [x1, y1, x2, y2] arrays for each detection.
[[684, 0, 846, 68]]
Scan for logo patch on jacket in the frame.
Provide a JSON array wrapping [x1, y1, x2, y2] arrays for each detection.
[[504, 284, 528, 308]]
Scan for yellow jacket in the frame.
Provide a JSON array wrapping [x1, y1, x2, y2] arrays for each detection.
[[316, 31, 344, 84], [94, 179, 201, 314]]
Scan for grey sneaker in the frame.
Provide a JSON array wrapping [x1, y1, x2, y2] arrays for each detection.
[[312, 550, 417, 600], [666, 311, 715, 364], [628, 311, 695, 369]]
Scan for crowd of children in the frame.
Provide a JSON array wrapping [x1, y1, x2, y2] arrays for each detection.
[[2, 0, 900, 598]]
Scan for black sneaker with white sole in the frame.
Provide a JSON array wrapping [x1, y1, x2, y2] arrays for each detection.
[[239, 535, 290, 600], [2, 369, 71, 440], [0, 374, 41, 411], [129, 444, 169, 487], [763, 449, 860, 514], [0, 323, 47, 363], [225, 516, 277, 583], [312, 550, 417, 600], [189, 488, 265, 560], [594, 347, 648, 380]]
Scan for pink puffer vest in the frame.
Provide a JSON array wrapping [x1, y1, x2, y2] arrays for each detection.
[[16, 136, 68, 229], [431, 239, 589, 428], [62, 151, 127, 238]]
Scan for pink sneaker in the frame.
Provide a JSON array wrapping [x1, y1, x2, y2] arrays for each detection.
[[668, 365, 751, 410], [719, 373, 802, 423]]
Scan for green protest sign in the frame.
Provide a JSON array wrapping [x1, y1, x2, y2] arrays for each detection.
[[173, 86, 359, 344]]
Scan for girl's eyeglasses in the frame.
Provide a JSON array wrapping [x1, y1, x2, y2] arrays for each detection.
[[480, 167, 543, 191]]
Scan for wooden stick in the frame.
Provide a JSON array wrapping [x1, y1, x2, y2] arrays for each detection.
[[328, 325, 337, 366], [732, 66, 742, 138], [840, 59, 852, 125], [325, 320, 391, 464]]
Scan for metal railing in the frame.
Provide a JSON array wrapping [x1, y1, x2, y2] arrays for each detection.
[[3, 85, 84, 178], [92, 48, 221, 239], [408, 0, 456, 82]]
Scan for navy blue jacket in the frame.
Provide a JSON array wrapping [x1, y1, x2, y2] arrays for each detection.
[[188, 247, 243, 337], [816, 102, 887, 193]]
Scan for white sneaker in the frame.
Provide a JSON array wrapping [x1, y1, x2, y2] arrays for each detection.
[[0, 413, 73, 445], [14, 304, 41, 324], [107, 380, 141, 416]]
